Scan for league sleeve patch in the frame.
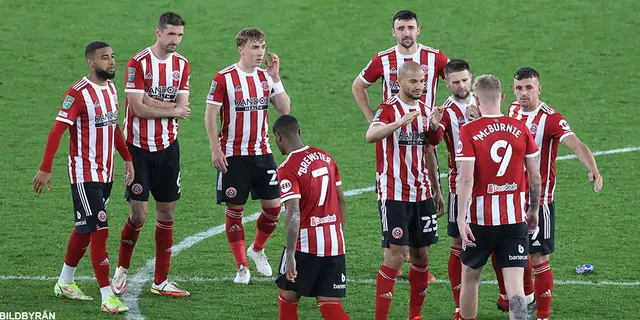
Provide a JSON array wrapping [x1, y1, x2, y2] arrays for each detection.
[[209, 80, 217, 94], [62, 95, 75, 109], [373, 108, 383, 122], [128, 67, 136, 81]]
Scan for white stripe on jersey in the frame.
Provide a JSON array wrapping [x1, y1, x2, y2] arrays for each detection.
[[300, 228, 309, 253], [381, 55, 392, 98], [491, 195, 500, 225], [95, 90, 109, 182], [339, 224, 346, 253], [238, 75, 251, 154], [507, 193, 516, 224], [425, 52, 435, 109], [81, 89, 99, 182], [315, 226, 325, 257], [475, 196, 485, 225], [74, 111, 84, 182], [329, 224, 339, 256]]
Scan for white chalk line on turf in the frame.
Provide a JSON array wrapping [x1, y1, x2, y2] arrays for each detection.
[[1, 275, 639, 287], [115, 145, 637, 320]]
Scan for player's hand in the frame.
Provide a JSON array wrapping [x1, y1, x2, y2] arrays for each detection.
[[429, 106, 444, 130], [212, 147, 228, 173], [434, 192, 445, 218], [589, 170, 603, 192], [285, 253, 297, 282], [265, 52, 281, 80], [526, 208, 539, 232], [395, 111, 420, 127], [458, 220, 476, 248], [466, 102, 481, 121], [33, 170, 52, 195], [124, 161, 135, 187], [173, 102, 191, 120]]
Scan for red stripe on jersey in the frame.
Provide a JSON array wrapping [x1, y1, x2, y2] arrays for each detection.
[[167, 55, 179, 141], [246, 74, 258, 156], [499, 195, 508, 225], [256, 72, 270, 155]]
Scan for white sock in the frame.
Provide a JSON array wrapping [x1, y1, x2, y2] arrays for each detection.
[[100, 286, 115, 301], [525, 292, 535, 304], [58, 263, 76, 284]]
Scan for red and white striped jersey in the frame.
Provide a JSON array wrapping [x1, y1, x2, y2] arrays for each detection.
[[55, 77, 120, 184], [124, 47, 190, 152], [455, 115, 539, 226], [508, 102, 574, 205], [206, 64, 276, 157], [359, 44, 448, 108], [278, 146, 345, 257], [438, 94, 475, 194], [373, 96, 434, 202]]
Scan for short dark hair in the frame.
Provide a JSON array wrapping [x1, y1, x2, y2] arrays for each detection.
[[158, 12, 185, 29], [85, 41, 110, 59], [392, 10, 418, 27], [273, 115, 300, 137], [444, 59, 470, 76], [514, 67, 540, 81]]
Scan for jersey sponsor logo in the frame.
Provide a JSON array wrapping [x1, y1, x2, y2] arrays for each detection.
[[310, 214, 337, 227], [518, 244, 525, 254], [234, 97, 269, 111], [456, 140, 464, 153], [75, 220, 87, 226], [398, 131, 427, 145], [280, 179, 292, 193], [58, 111, 68, 118], [62, 95, 75, 109], [333, 283, 346, 289], [486, 183, 518, 194], [95, 110, 119, 128], [172, 70, 181, 81], [146, 85, 178, 100], [128, 67, 136, 81], [391, 227, 403, 239], [225, 187, 237, 199], [97, 210, 107, 223], [126, 82, 136, 88]]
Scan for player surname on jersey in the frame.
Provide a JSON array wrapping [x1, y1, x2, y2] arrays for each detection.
[[470, 122, 523, 141], [297, 151, 333, 175]]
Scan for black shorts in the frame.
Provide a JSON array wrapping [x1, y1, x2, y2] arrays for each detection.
[[461, 222, 529, 270], [275, 249, 346, 298], [379, 199, 439, 248], [216, 155, 279, 205], [71, 182, 112, 233], [126, 141, 181, 203], [447, 193, 460, 238], [529, 201, 555, 255]]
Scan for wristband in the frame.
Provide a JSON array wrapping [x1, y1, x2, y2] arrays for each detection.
[[272, 81, 285, 94]]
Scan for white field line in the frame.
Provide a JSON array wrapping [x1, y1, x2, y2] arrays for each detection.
[[50, 146, 640, 320], [1, 275, 639, 287]]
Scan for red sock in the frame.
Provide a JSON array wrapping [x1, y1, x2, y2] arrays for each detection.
[[64, 229, 91, 267], [154, 220, 173, 284], [226, 207, 247, 269], [524, 258, 534, 296], [253, 206, 280, 251], [118, 216, 143, 269], [448, 246, 462, 309], [409, 264, 429, 318], [89, 228, 110, 288], [375, 265, 401, 320], [278, 295, 299, 320], [318, 300, 351, 320], [533, 260, 553, 318]]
